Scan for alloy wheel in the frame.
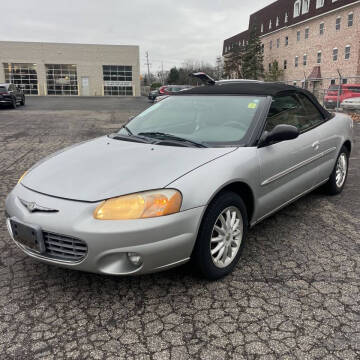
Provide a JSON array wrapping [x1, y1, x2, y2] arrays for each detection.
[[210, 206, 243, 269], [335, 153, 347, 188]]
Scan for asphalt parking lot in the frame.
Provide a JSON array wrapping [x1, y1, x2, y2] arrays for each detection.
[[0, 97, 359, 359]]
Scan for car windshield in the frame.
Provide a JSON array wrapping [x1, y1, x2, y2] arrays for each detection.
[[0, 86, 7, 92], [118, 95, 263, 146]]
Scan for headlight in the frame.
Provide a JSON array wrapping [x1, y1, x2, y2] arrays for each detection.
[[18, 171, 28, 184], [93, 189, 182, 220]]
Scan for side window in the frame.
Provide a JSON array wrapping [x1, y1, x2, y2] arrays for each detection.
[[297, 93, 325, 130], [265, 93, 324, 133], [265, 95, 303, 132]]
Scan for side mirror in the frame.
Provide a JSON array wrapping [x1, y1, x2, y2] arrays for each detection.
[[258, 124, 299, 147]]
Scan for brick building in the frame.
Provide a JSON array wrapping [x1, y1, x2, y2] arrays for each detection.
[[223, 0, 360, 91], [0, 41, 140, 96]]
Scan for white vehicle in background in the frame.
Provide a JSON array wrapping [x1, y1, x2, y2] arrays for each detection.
[[341, 97, 360, 111]]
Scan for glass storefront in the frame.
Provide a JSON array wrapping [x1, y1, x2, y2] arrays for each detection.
[[103, 65, 133, 96], [46, 64, 78, 95], [3, 63, 38, 95]]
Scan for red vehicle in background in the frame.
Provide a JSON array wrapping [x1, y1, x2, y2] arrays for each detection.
[[324, 84, 360, 109]]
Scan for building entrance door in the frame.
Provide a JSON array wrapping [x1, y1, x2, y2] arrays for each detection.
[[81, 77, 90, 96]]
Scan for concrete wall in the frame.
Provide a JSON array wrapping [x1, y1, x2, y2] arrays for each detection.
[[0, 41, 140, 96], [261, 2, 360, 87]]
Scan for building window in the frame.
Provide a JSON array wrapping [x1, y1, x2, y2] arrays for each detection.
[[261, 44, 264, 53], [316, 0, 324, 8], [103, 65, 133, 96], [317, 51, 322, 64], [345, 45, 351, 60], [294, 0, 301, 17], [348, 13, 353, 27], [261, 24, 264, 32], [3, 63, 39, 95], [303, 54, 307, 66], [285, 36, 289, 46], [276, 16, 279, 27], [305, 28, 309, 39], [295, 56, 299, 67], [269, 63, 272, 71], [285, 12, 288, 23], [342, 78, 348, 84], [302, 0, 310, 14], [277, 38, 280, 48], [46, 64, 78, 96], [320, 22, 325, 35], [269, 20, 272, 29], [297, 31, 301, 41], [333, 48, 338, 61], [336, 17, 341, 31], [270, 40, 273, 50], [330, 79, 336, 85], [284, 60, 288, 70]]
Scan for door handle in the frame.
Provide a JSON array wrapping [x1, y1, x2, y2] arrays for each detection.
[[312, 141, 320, 151]]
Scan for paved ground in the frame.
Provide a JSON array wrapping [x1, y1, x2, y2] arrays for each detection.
[[0, 97, 359, 360]]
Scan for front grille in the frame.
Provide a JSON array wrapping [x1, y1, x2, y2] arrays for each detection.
[[43, 231, 88, 262]]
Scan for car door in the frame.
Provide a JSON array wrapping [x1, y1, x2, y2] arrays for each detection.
[[255, 93, 325, 222]]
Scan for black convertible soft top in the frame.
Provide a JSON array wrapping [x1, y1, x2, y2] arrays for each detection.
[[177, 82, 331, 119]]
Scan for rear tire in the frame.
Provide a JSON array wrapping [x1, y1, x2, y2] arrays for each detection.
[[324, 146, 349, 195], [20, 96, 25, 106], [192, 191, 248, 280], [11, 99, 17, 109]]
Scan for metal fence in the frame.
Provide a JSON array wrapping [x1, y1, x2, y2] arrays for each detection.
[[281, 75, 360, 110]]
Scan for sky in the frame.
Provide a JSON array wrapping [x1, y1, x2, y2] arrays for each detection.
[[1, 0, 274, 74]]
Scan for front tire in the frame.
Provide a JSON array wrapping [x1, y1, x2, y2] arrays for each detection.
[[11, 98, 17, 109], [192, 192, 248, 280], [324, 146, 349, 195]]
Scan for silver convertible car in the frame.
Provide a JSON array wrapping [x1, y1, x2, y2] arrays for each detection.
[[5, 83, 353, 280]]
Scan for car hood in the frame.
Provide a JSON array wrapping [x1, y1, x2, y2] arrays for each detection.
[[22, 136, 235, 202]]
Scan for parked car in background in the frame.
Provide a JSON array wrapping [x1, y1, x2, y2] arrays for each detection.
[[341, 97, 360, 111], [158, 85, 193, 96], [148, 88, 159, 102], [0, 83, 25, 109], [324, 84, 360, 109], [6, 82, 353, 280], [151, 85, 194, 103]]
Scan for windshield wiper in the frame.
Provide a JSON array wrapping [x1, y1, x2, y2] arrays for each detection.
[[137, 132, 208, 148], [108, 133, 154, 144], [122, 125, 133, 136]]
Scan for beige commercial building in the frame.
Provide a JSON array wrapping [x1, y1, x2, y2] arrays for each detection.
[[0, 41, 140, 96]]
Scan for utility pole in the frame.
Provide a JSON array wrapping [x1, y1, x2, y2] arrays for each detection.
[[161, 61, 164, 85], [336, 69, 342, 109], [145, 51, 151, 85]]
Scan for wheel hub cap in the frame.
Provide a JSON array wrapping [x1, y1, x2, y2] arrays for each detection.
[[335, 153, 347, 188], [210, 206, 243, 269]]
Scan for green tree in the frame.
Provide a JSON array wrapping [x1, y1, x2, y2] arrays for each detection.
[[241, 27, 264, 80], [223, 44, 244, 79], [264, 60, 284, 81], [167, 67, 180, 84]]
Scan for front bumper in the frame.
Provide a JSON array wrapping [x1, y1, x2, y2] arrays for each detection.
[[342, 104, 360, 111], [5, 184, 205, 275], [324, 101, 336, 109]]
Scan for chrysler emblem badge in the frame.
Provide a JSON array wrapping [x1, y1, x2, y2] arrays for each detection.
[[19, 198, 59, 213]]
